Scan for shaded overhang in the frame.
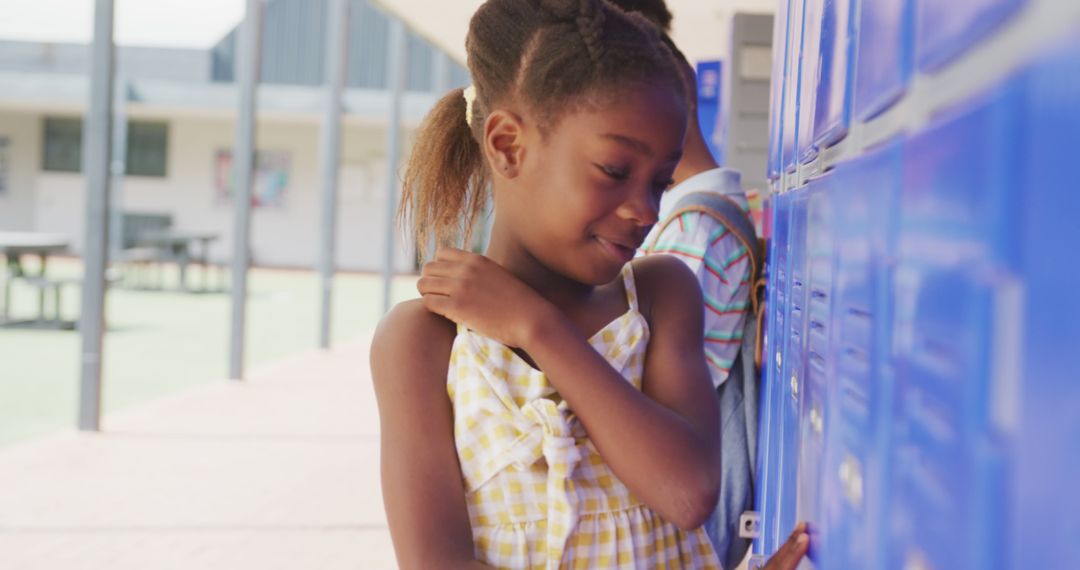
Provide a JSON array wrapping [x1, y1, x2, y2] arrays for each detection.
[[369, 0, 777, 66]]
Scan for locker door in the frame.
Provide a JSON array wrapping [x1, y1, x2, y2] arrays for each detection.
[[1011, 35, 1080, 570], [777, 188, 809, 545], [796, 0, 825, 164], [853, 0, 913, 120], [812, 0, 856, 147], [915, 0, 1027, 72], [887, 81, 1019, 570], [781, 0, 807, 173], [768, 0, 792, 180], [818, 140, 902, 570], [758, 190, 794, 555], [795, 175, 836, 564]]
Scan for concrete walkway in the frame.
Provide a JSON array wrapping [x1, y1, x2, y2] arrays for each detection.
[[0, 336, 397, 570]]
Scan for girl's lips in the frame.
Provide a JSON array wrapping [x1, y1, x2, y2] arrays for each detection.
[[595, 236, 637, 263]]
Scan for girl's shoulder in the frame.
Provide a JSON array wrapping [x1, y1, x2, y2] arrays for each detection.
[[629, 254, 703, 323], [370, 299, 457, 393]]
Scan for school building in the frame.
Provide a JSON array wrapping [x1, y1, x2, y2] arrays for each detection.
[[0, 0, 470, 272]]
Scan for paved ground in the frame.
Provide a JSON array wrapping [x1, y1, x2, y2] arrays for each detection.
[[0, 256, 417, 446], [0, 336, 398, 570]]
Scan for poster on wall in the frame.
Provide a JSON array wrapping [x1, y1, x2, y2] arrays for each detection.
[[0, 137, 10, 195], [214, 149, 291, 208]]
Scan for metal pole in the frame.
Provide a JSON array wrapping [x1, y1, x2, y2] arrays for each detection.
[[108, 75, 127, 264], [418, 52, 452, 262], [432, 50, 449, 94], [317, 0, 349, 350], [228, 0, 263, 380], [78, 0, 115, 431], [381, 18, 407, 315]]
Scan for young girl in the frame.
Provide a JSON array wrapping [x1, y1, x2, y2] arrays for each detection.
[[372, 1, 791, 567]]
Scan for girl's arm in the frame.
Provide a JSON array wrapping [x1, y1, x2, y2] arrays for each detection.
[[420, 250, 720, 530], [520, 254, 721, 529], [370, 300, 496, 570]]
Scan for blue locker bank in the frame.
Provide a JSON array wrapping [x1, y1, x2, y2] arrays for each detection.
[[754, 0, 1080, 567]]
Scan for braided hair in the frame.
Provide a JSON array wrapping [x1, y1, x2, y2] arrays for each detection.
[[602, 0, 673, 32], [401, 0, 685, 251], [605, 0, 697, 111]]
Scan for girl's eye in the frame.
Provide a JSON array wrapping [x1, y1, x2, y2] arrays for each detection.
[[597, 164, 630, 181], [652, 178, 675, 193]]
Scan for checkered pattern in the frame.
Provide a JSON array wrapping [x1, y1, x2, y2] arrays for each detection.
[[448, 265, 722, 569]]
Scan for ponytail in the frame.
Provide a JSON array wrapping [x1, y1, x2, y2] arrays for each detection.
[[401, 0, 683, 257], [400, 87, 490, 258]]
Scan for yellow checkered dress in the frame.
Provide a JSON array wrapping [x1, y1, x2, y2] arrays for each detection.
[[448, 264, 723, 569]]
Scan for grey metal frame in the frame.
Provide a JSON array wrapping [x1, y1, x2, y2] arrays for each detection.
[[381, 18, 407, 315], [78, 0, 116, 431], [317, 0, 350, 350], [109, 75, 128, 263], [228, 0, 265, 380]]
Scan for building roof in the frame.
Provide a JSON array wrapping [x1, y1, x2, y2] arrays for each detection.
[[0, 0, 245, 49], [0, 0, 469, 124]]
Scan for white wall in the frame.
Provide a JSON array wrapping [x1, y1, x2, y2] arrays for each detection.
[[5, 109, 415, 273], [671, 0, 777, 63], [0, 111, 41, 231]]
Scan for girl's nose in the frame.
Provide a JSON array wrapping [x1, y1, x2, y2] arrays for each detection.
[[619, 186, 660, 227]]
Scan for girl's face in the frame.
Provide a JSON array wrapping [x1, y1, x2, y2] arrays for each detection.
[[503, 82, 688, 286]]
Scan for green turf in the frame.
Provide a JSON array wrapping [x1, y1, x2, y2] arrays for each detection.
[[0, 257, 417, 447]]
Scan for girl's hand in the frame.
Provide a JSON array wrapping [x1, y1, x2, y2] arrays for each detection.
[[417, 247, 554, 348], [761, 523, 810, 570]]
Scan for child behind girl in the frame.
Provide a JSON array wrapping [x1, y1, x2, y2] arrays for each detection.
[[371, 0, 805, 568]]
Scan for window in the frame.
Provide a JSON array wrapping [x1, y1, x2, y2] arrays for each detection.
[[41, 118, 168, 177], [126, 121, 168, 177], [42, 117, 82, 173]]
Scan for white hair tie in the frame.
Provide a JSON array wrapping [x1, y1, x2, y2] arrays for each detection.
[[463, 85, 477, 127]]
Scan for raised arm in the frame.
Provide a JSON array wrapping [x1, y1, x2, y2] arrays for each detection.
[[420, 249, 721, 530], [520, 254, 721, 529], [370, 300, 495, 570]]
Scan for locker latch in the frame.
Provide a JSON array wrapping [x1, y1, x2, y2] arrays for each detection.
[[739, 511, 761, 539], [747, 555, 767, 570]]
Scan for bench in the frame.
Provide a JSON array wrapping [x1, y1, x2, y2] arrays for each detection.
[[18, 275, 81, 328], [116, 212, 173, 288]]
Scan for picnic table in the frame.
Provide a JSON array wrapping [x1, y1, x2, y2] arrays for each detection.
[[0, 231, 76, 329], [133, 230, 221, 293]]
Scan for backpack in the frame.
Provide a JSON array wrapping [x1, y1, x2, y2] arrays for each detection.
[[649, 190, 766, 570]]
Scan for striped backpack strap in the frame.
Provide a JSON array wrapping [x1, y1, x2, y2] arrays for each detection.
[[672, 191, 762, 282], [650, 191, 766, 369]]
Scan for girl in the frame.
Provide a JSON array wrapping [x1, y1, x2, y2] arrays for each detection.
[[372, 0, 803, 567]]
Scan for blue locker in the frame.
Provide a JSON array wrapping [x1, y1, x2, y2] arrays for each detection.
[[781, 0, 807, 173], [758, 191, 794, 556], [915, 0, 1027, 72], [886, 274, 998, 570], [768, 0, 792, 180], [797, 0, 825, 164], [886, 80, 1019, 570], [853, 0, 913, 121], [777, 188, 809, 547], [756, 198, 779, 513], [1011, 36, 1080, 570], [812, 0, 855, 147], [818, 140, 902, 570], [795, 175, 836, 563]]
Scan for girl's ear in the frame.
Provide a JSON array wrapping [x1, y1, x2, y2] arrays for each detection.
[[483, 109, 526, 179]]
